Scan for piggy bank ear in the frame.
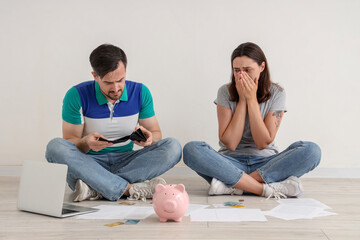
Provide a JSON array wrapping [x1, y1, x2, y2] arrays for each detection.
[[175, 184, 185, 193], [155, 184, 166, 193]]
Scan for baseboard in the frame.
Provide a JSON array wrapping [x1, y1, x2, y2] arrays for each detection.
[[0, 166, 22, 176], [1, 166, 359, 178], [301, 167, 360, 178], [162, 166, 360, 178]]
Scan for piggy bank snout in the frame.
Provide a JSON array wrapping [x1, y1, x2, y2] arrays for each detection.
[[164, 200, 177, 213]]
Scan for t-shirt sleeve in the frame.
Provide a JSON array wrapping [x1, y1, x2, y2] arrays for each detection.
[[62, 87, 83, 125], [139, 84, 155, 119], [214, 84, 232, 109], [270, 87, 287, 112]]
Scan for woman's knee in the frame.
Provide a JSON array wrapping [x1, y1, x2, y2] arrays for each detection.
[[286, 141, 321, 172], [291, 141, 321, 169]]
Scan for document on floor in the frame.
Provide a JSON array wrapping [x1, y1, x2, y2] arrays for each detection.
[[263, 198, 337, 220], [184, 204, 210, 216], [76, 205, 155, 220], [276, 198, 331, 209], [190, 208, 267, 222]]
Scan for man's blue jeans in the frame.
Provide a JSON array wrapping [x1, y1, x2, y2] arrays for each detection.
[[46, 137, 182, 200], [183, 141, 321, 187]]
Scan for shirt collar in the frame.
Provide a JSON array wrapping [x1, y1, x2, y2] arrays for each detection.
[[95, 81, 128, 105]]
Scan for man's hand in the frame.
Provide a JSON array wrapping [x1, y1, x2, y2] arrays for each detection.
[[133, 126, 153, 147], [63, 121, 114, 153], [84, 132, 113, 152]]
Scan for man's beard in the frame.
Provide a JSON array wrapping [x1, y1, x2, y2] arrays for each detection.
[[104, 89, 123, 101]]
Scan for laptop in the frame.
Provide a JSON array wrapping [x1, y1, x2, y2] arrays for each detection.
[[17, 160, 98, 218]]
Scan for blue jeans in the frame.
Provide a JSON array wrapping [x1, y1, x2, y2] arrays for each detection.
[[45, 137, 182, 200], [183, 141, 321, 187]]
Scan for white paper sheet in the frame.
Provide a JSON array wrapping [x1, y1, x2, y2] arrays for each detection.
[[184, 204, 210, 216], [264, 198, 337, 220], [125, 207, 155, 219], [190, 208, 267, 222], [276, 198, 331, 209], [315, 210, 337, 217], [77, 205, 155, 220], [264, 204, 324, 220], [212, 204, 226, 208]]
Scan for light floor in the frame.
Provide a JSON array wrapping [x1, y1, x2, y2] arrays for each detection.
[[1, 175, 360, 240]]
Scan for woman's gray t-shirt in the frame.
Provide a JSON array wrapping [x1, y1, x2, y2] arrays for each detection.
[[214, 83, 287, 157]]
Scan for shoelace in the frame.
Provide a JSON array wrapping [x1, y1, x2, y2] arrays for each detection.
[[127, 192, 146, 202], [127, 185, 153, 202], [89, 193, 103, 201], [229, 188, 237, 195], [266, 185, 287, 200]]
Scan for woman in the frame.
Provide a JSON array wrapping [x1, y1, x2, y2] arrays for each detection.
[[183, 42, 321, 199]]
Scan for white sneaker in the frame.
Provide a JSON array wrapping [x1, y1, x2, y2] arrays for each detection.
[[73, 179, 103, 202], [128, 177, 166, 202], [262, 176, 304, 200], [208, 178, 243, 196]]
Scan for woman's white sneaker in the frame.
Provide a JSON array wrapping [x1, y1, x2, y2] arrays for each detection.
[[208, 178, 243, 196], [262, 176, 303, 199]]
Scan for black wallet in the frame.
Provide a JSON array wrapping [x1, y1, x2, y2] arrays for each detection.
[[98, 129, 147, 144]]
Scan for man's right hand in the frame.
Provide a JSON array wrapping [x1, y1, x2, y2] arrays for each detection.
[[84, 132, 113, 152], [63, 121, 113, 153]]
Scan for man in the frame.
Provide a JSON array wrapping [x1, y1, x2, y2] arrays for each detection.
[[46, 44, 182, 202]]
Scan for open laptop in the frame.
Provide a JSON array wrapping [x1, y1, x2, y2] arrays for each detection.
[[17, 160, 98, 218]]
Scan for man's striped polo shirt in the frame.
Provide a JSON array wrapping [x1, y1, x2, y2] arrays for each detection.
[[62, 80, 155, 154]]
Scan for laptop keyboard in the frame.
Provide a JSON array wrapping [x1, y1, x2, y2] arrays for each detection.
[[62, 208, 79, 215]]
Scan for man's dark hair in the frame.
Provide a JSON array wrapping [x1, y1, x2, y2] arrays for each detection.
[[89, 44, 127, 78]]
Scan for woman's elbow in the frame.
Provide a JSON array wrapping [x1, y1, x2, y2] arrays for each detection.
[[255, 134, 275, 150], [226, 145, 237, 151], [255, 141, 272, 150], [256, 144, 268, 150], [220, 139, 237, 151]]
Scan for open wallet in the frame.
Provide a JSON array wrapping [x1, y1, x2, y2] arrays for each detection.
[[98, 128, 147, 144]]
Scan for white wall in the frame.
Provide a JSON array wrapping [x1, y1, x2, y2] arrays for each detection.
[[0, 0, 359, 167]]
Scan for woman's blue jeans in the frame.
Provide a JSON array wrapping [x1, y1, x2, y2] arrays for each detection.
[[183, 141, 321, 187], [45, 137, 182, 200]]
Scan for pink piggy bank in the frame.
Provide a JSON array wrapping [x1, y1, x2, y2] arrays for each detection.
[[153, 184, 189, 222]]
